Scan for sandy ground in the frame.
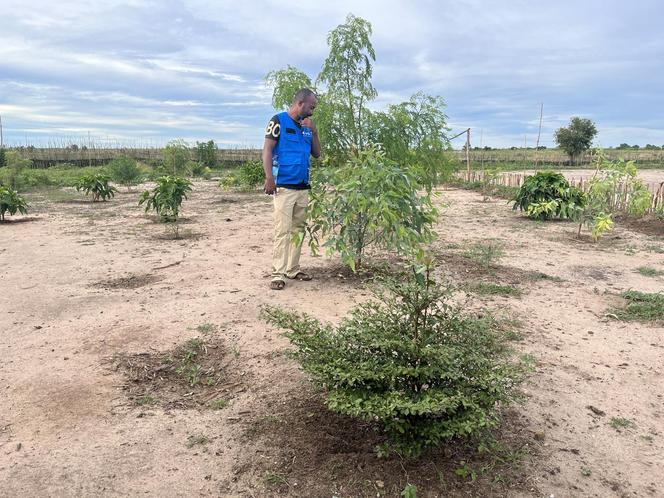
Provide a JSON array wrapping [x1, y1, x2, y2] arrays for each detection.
[[1, 181, 663, 497]]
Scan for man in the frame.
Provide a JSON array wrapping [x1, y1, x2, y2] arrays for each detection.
[[262, 88, 321, 290]]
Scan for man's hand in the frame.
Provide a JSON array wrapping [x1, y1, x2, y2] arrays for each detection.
[[301, 118, 317, 133], [264, 177, 276, 195]]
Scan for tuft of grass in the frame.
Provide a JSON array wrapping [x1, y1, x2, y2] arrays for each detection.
[[186, 434, 210, 448], [174, 338, 221, 387], [460, 281, 522, 297], [636, 266, 664, 277], [610, 290, 664, 323], [609, 417, 634, 430], [645, 245, 664, 254], [264, 471, 289, 486], [196, 322, 218, 334], [527, 271, 564, 282], [209, 399, 228, 410], [135, 394, 155, 406], [462, 240, 505, 269]]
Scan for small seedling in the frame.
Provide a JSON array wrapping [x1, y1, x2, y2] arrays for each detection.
[[401, 483, 418, 498], [581, 467, 592, 477], [454, 461, 477, 481]]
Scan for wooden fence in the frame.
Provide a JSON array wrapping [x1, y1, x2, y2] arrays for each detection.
[[453, 148, 664, 166], [459, 170, 664, 213], [13, 147, 261, 168]]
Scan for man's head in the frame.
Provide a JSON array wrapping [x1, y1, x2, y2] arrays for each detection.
[[291, 88, 317, 121]]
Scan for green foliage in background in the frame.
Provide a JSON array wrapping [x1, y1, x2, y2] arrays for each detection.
[[306, 146, 438, 271], [219, 160, 264, 191], [107, 155, 143, 187], [261, 267, 525, 457], [162, 139, 191, 176], [195, 140, 218, 169], [0, 185, 29, 221], [1, 151, 32, 190]]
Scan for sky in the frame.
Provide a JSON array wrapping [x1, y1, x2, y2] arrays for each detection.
[[1, 0, 663, 149]]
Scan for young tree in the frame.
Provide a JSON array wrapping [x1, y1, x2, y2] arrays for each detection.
[[577, 152, 652, 241], [306, 146, 437, 271], [369, 92, 453, 190], [195, 140, 218, 168], [554, 117, 598, 164], [163, 139, 190, 176], [317, 13, 377, 159], [0, 186, 28, 221], [265, 66, 314, 111], [139, 175, 192, 225]]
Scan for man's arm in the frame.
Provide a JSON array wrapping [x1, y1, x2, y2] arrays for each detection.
[[262, 138, 277, 194]]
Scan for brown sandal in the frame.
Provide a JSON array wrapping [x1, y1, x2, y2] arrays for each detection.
[[270, 280, 285, 290], [287, 272, 312, 281]]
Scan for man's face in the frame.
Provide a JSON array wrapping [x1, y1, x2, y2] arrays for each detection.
[[297, 96, 317, 120]]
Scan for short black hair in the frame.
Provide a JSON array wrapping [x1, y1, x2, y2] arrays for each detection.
[[293, 88, 316, 103]]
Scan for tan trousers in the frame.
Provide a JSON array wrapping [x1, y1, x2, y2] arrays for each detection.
[[272, 188, 309, 280]]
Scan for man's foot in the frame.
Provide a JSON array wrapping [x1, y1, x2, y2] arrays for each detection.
[[287, 272, 312, 281], [270, 279, 286, 290]]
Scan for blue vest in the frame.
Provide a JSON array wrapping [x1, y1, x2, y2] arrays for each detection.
[[272, 112, 313, 186]]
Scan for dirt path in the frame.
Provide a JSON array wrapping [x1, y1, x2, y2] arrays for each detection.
[[1, 182, 662, 497]]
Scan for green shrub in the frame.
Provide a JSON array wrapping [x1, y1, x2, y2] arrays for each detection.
[[0, 148, 6, 168], [74, 172, 118, 202], [2, 151, 32, 190], [0, 186, 29, 220], [108, 156, 143, 186], [307, 145, 437, 271], [261, 267, 525, 457], [189, 161, 211, 179], [219, 160, 264, 190], [139, 175, 192, 223], [512, 171, 586, 220]]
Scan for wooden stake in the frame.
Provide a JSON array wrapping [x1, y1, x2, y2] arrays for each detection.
[[466, 128, 471, 180], [535, 103, 543, 167]]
